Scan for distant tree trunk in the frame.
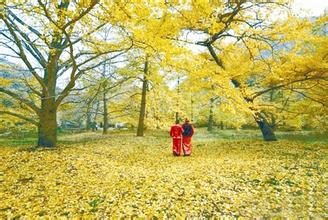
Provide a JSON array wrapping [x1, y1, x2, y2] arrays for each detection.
[[86, 101, 92, 131], [220, 121, 224, 130], [254, 112, 277, 141], [190, 97, 194, 122], [101, 62, 109, 135], [175, 112, 179, 123], [94, 100, 100, 123], [207, 98, 214, 131], [103, 90, 108, 135], [86, 111, 91, 131], [86, 96, 97, 131], [137, 60, 148, 137]]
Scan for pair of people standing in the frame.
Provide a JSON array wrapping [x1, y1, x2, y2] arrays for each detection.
[[170, 118, 195, 156]]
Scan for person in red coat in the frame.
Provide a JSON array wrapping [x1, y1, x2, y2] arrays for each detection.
[[170, 120, 184, 156], [182, 118, 195, 156]]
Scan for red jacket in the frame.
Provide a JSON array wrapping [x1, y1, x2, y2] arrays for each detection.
[[170, 124, 183, 138]]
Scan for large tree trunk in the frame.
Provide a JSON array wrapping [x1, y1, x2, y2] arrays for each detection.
[[207, 98, 214, 131], [103, 91, 108, 135], [254, 112, 277, 141], [137, 60, 148, 137], [38, 100, 57, 147], [37, 53, 58, 147]]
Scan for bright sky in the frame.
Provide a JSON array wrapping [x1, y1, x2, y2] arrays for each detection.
[[293, 0, 328, 16]]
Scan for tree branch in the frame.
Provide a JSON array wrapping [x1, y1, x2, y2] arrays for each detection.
[[6, 12, 47, 67], [252, 76, 327, 100], [0, 110, 38, 126], [1, 16, 47, 91], [0, 88, 40, 114]]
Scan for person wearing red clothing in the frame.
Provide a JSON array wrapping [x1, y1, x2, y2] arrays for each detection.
[[170, 120, 184, 156], [182, 118, 195, 156]]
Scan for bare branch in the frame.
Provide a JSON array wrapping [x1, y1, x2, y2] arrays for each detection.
[[1, 16, 47, 91], [0, 88, 40, 114], [252, 76, 328, 100], [0, 110, 38, 125]]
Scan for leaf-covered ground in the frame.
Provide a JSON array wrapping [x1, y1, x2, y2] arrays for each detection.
[[0, 131, 327, 218]]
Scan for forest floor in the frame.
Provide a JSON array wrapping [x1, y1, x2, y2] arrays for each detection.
[[0, 129, 327, 218]]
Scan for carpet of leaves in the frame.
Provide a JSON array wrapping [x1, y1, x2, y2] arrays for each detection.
[[0, 133, 327, 218]]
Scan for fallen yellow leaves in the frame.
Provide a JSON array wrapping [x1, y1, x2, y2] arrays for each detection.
[[0, 133, 327, 218]]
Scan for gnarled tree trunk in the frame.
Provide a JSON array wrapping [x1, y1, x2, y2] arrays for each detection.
[[86, 111, 91, 131], [254, 112, 277, 141]]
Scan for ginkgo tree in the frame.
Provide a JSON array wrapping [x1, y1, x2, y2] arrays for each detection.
[[162, 0, 290, 141], [161, 0, 327, 140], [100, 1, 189, 136], [0, 0, 132, 147], [251, 15, 328, 130]]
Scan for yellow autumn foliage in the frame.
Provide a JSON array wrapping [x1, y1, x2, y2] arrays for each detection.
[[0, 131, 326, 218]]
